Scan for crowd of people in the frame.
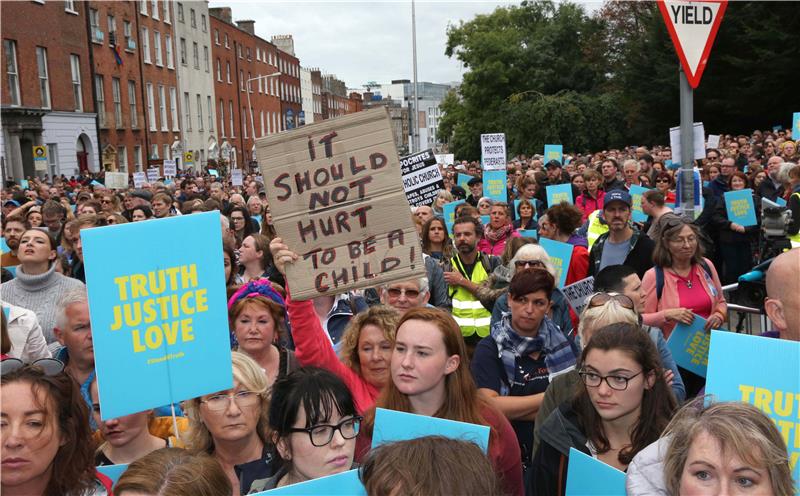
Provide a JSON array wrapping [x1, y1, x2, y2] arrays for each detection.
[[1, 128, 798, 495]]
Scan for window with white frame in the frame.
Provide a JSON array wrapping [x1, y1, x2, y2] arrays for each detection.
[[207, 95, 213, 131], [70, 54, 82, 111], [158, 85, 167, 131], [179, 38, 186, 65], [64, 0, 76, 13], [128, 80, 138, 128], [190, 8, 196, 28], [224, 33, 229, 48], [240, 70, 244, 91], [260, 111, 264, 137], [256, 47, 260, 61], [201, 14, 207, 32], [151, 144, 158, 159], [141, 28, 151, 63], [242, 108, 248, 139], [214, 29, 220, 45], [151, 0, 159, 20], [203, 46, 209, 72], [229, 100, 234, 137], [118, 145, 127, 172], [112, 78, 122, 127], [163, 1, 170, 23], [107, 15, 116, 38], [124, 21, 132, 49], [90, 9, 102, 43], [226, 62, 231, 83], [36, 47, 50, 109], [216, 59, 222, 81], [266, 110, 271, 134], [163, 144, 170, 160], [165, 34, 173, 68], [169, 87, 179, 131], [177, 2, 183, 22], [134, 145, 142, 170], [140, 0, 147, 16], [183, 92, 191, 132], [47, 144, 58, 177], [192, 42, 199, 69], [95, 75, 106, 127], [146, 83, 156, 130], [197, 94, 203, 131], [219, 99, 225, 137], [248, 72, 252, 93], [154, 31, 162, 66]]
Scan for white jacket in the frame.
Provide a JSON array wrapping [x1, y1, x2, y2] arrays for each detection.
[[625, 436, 670, 496], [4, 303, 52, 362]]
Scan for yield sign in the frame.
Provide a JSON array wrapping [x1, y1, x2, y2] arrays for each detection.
[[658, 0, 727, 89]]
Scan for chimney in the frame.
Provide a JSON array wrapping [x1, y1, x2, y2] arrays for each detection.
[[209, 7, 232, 24], [236, 20, 255, 35]]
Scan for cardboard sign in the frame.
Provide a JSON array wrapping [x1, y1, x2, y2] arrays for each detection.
[[96, 464, 128, 486], [705, 331, 800, 481], [539, 238, 573, 288], [372, 408, 490, 453], [253, 469, 364, 495], [81, 212, 233, 420], [667, 315, 712, 377], [562, 276, 595, 316], [544, 144, 563, 165], [724, 189, 757, 227], [132, 172, 147, 188], [256, 108, 424, 300], [565, 448, 626, 496], [670, 122, 706, 162], [435, 153, 455, 165], [480, 133, 506, 171], [482, 170, 507, 203], [629, 184, 650, 223], [546, 183, 573, 207], [162, 159, 177, 177], [707, 134, 720, 149], [146, 168, 160, 183], [400, 148, 444, 208], [443, 200, 465, 235], [105, 172, 128, 190], [793, 112, 800, 140], [231, 168, 243, 187]]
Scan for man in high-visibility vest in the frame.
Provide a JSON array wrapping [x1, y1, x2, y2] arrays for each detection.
[[443, 216, 501, 348]]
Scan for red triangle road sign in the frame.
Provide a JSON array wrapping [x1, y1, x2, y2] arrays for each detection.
[[658, 0, 727, 89]]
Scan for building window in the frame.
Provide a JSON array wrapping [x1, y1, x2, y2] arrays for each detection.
[[226, 62, 231, 83], [197, 94, 203, 131], [139, 0, 147, 16], [207, 95, 213, 131], [240, 70, 244, 91], [112, 78, 122, 127], [260, 110, 264, 137], [146, 83, 156, 130], [179, 38, 186, 65], [151, 0, 159, 20], [183, 92, 191, 132], [36, 47, 50, 109], [201, 14, 207, 32], [224, 34, 229, 48], [90, 9, 102, 43], [192, 42, 199, 69], [246, 47, 251, 61], [165, 34, 173, 68], [118, 145, 127, 172], [107, 15, 116, 39], [190, 8, 196, 28], [134, 145, 142, 170], [151, 144, 159, 159], [95, 75, 106, 127], [123, 21, 133, 49], [237, 44, 242, 59], [176, 2, 183, 22], [229, 100, 234, 137], [158, 85, 167, 131], [64, 0, 77, 13], [219, 99, 225, 137], [128, 80, 138, 128], [47, 144, 58, 177], [248, 72, 252, 93], [70, 54, 82, 111], [153, 31, 162, 66], [163, 1, 170, 23], [242, 108, 248, 139], [163, 144, 170, 161], [203, 46, 209, 72], [214, 29, 220, 45], [256, 47, 260, 61], [141, 27, 151, 63], [169, 87, 179, 131], [216, 59, 222, 81]]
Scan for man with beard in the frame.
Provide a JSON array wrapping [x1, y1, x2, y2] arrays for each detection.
[[442, 216, 502, 348], [1, 216, 26, 271], [756, 155, 785, 202]]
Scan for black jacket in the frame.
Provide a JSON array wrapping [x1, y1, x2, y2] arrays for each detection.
[[527, 402, 589, 496], [588, 230, 655, 279]]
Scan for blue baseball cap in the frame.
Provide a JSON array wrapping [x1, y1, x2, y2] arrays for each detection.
[[603, 190, 631, 209]]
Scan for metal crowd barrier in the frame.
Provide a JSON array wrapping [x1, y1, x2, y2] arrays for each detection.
[[720, 283, 771, 335]]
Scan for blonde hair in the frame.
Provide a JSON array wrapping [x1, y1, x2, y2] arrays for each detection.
[[577, 299, 638, 347], [338, 305, 400, 375], [115, 448, 231, 496], [509, 243, 556, 277], [184, 352, 270, 453]]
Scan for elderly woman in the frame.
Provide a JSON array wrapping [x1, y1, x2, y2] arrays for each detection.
[[478, 202, 520, 256]]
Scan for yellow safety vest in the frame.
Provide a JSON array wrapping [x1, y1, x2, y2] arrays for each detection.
[[586, 210, 609, 250], [450, 255, 492, 338]]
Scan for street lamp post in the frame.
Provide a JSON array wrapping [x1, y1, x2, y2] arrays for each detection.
[[245, 72, 281, 166]]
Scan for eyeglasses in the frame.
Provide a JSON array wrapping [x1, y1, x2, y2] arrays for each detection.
[[287, 416, 363, 447], [515, 260, 545, 269], [200, 390, 261, 411], [656, 179, 670, 183], [386, 287, 421, 299], [1, 358, 65, 377], [669, 235, 697, 245], [579, 370, 643, 391], [101, 199, 112, 204], [586, 292, 634, 310]]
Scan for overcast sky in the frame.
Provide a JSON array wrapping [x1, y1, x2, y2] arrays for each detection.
[[208, 1, 532, 89]]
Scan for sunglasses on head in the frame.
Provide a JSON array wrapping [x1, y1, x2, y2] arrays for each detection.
[[1, 358, 65, 377], [586, 292, 635, 310]]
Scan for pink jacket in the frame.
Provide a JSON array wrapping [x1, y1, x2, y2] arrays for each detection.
[[478, 229, 521, 256], [641, 258, 727, 338]]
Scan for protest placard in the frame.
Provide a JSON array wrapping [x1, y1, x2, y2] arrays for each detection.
[[372, 408, 490, 453], [670, 122, 706, 162], [724, 189, 757, 227], [544, 144, 563, 165], [629, 184, 650, 223], [707, 134, 720, 149], [482, 170, 507, 203], [518, 229, 538, 240], [539, 238, 573, 287], [793, 112, 800, 140], [96, 464, 128, 486], [162, 159, 177, 177], [81, 212, 232, 420], [400, 148, 444, 207], [105, 172, 128, 190], [231, 168, 243, 186], [132, 172, 147, 188], [435, 153, 455, 165], [146, 168, 160, 183], [442, 200, 465, 235], [562, 276, 595, 317], [253, 470, 365, 495], [706, 331, 800, 481], [256, 108, 424, 300], [481, 133, 506, 171], [457, 173, 472, 191], [565, 448, 626, 496], [546, 183, 573, 207], [667, 315, 712, 377]]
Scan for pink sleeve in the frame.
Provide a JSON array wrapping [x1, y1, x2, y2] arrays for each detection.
[[641, 267, 670, 328]]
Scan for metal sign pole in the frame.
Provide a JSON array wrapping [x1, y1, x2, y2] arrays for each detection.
[[679, 65, 695, 219]]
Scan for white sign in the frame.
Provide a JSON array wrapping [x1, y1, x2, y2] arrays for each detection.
[[480, 133, 506, 171], [562, 276, 595, 317], [435, 153, 455, 166], [105, 172, 128, 189], [163, 159, 177, 177], [707, 134, 720, 150], [132, 172, 147, 188], [669, 122, 706, 163], [400, 149, 444, 208], [146, 168, 160, 183], [231, 168, 243, 187]]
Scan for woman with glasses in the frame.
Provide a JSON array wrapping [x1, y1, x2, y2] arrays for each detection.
[[654, 172, 676, 204], [104, 213, 128, 225], [538, 202, 589, 285], [185, 352, 275, 495], [712, 171, 759, 284], [1, 359, 114, 495], [99, 193, 122, 215], [249, 367, 360, 491], [228, 206, 256, 249], [529, 323, 676, 496]]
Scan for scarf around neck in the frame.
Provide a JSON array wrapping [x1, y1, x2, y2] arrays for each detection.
[[485, 222, 513, 243]]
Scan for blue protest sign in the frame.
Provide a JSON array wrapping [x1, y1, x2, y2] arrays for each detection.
[[91, 180, 103, 187], [482, 170, 507, 203], [705, 331, 800, 482], [665, 159, 678, 170], [457, 173, 472, 190], [253, 469, 365, 495], [480, 215, 490, 226], [82, 211, 233, 420], [442, 200, 465, 235], [372, 408, 490, 453], [724, 189, 757, 227], [518, 229, 538, 240], [538, 238, 573, 288], [251, 214, 262, 226], [1, 237, 9, 253], [544, 144, 563, 165], [565, 448, 626, 496], [96, 464, 128, 487], [776, 197, 787, 207], [514, 199, 521, 216], [20, 179, 29, 189], [546, 183, 573, 207], [667, 315, 712, 378], [793, 112, 800, 140], [629, 185, 650, 224]]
